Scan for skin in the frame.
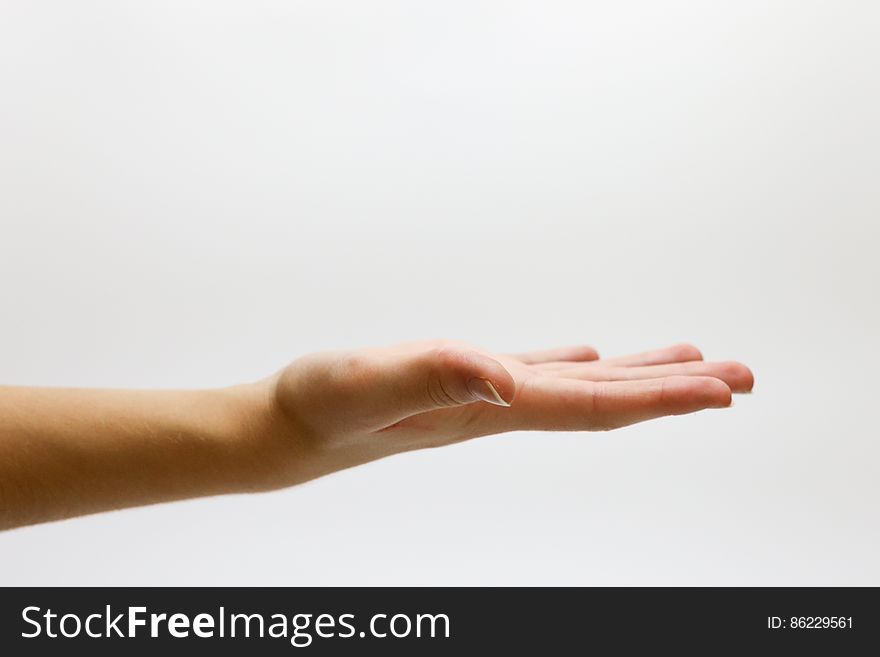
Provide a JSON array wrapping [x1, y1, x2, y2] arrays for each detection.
[[0, 340, 753, 530]]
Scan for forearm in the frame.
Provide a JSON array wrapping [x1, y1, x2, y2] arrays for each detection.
[[0, 383, 283, 530]]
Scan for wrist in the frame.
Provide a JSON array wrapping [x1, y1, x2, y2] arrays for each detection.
[[211, 377, 319, 493]]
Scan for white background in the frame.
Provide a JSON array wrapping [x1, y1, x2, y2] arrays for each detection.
[[1, 1, 878, 585]]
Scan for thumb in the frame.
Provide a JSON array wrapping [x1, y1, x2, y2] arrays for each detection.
[[370, 347, 516, 427]]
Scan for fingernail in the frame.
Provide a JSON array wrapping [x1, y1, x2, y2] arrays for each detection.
[[467, 377, 511, 407]]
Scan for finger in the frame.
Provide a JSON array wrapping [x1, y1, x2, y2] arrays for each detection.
[[534, 343, 703, 371], [598, 343, 703, 367], [513, 345, 599, 365], [495, 375, 731, 432], [361, 347, 516, 429], [554, 360, 754, 392]]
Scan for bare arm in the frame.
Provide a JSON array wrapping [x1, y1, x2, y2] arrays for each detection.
[[0, 340, 753, 530]]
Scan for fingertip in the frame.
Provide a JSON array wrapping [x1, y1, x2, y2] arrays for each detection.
[[465, 352, 516, 405], [742, 365, 755, 392], [700, 376, 732, 407], [716, 379, 734, 407], [435, 348, 516, 406], [551, 344, 600, 362], [467, 377, 512, 406], [485, 360, 517, 406], [671, 343, 703, 362], [661, 375, 731, 411], [577, 345, 600, 361], [717, 361, 754, 393]]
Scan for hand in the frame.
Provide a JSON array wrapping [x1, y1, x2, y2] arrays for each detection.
[[261, 340, 753, 486]]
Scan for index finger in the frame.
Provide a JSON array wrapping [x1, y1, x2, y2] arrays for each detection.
[[494, 375, 731, 432]]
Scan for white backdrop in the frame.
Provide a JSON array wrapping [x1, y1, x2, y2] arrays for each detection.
[[1, 1, 878, 585]]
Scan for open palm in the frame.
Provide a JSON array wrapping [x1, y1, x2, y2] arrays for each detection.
[[271, 340, 753, 479]]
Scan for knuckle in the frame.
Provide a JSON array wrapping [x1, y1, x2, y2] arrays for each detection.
[[425, 370, 461, 407], [424, 347, 474, 406], [586, 383, 620, 431], [429, 346, 469, 370]]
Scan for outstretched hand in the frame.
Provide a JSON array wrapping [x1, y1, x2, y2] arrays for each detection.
[[263, 340, 753, 485], [0, 339, 753, 529]]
